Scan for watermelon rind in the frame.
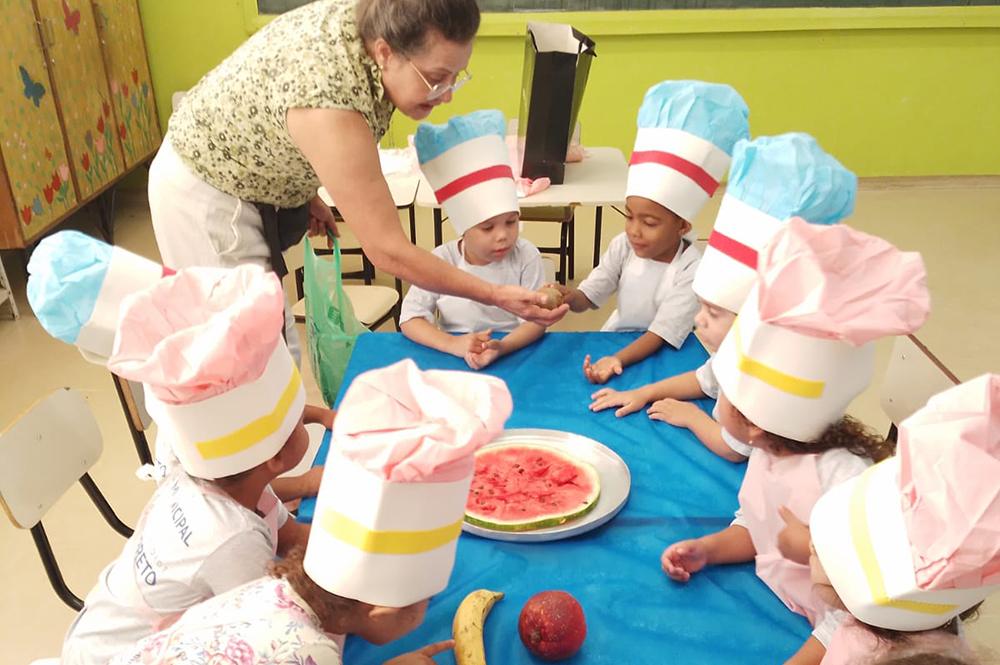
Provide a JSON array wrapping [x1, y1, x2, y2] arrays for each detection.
[[465, 443, 601, 532]]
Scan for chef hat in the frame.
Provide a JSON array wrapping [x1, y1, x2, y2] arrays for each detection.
[[304, 359, 512, 607], [415, 110, 519, 236], [811, 375, 1000, 631], [26, 230, 169, 363], [713, 218, 930, 442], [108, 264, 304, 479], [692, 133, 857, 313], [626, 80, 750, 223]]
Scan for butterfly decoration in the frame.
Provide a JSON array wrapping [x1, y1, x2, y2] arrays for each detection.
[[19, 66, 46, 108], [62, 0, 81, 35]]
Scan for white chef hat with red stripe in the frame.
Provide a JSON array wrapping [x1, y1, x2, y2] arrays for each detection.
[[26, 230, 171, 364], [627, 80, 750, 223], [692, 133, 857, 313], [811, 374, 1000, 631], [415, 110, 518, 237]]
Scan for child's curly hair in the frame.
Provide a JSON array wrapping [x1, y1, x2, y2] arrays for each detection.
[[863, 604, 982, 664], [269, 545, 363, 629], [761, 414, 895, 463]]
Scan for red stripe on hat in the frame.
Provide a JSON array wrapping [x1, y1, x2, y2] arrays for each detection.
[[630, 151, 719, 196], [434, 165, 514, 204], [708, 230, 757, 270]]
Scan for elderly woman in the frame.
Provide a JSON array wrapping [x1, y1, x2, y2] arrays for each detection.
[[148, 0, 564, 358]]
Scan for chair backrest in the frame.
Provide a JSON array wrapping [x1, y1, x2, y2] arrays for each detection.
[[880, 334, 961, 427], [112, 374, 152, 432], [0, 389, 102, 529]]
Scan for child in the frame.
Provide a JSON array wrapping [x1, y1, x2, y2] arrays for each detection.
[[551, 80, 749, 384], [660, 219, 931, 664], [25, 229, 333, 495], [590, 133, 857, 462], [61, 264, 313, 665], [110, 358, 514, 665], [809, 374, 1000, 665], [400, 110, 560, 370]]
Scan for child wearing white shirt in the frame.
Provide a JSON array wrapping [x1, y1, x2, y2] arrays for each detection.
[[401, 110, 558, 370], [61, 265, 312, 665], [551, 80, 750, 384], [590, 133, 858, 462]]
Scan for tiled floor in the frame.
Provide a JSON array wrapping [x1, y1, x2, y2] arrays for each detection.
[[1, 180, 998, 663]]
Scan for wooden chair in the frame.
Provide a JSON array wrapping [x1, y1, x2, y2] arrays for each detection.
[[110, 373, 154, 466], [0, 388, 132, 610], [880, 334, 961, 441], [521, 206, 576, 285]]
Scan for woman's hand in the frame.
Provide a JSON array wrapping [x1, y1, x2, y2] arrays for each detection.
[[491, 284, 568, 327], [307, 195, 340, 246]]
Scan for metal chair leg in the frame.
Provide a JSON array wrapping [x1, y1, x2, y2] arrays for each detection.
[[80, 473, 133, 538], [31, 523, 84, 611]]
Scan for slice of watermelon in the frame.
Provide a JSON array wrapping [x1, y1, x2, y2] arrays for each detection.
[[465, 443, 601, 532]]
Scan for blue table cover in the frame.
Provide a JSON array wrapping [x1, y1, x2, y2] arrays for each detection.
[[300, 332, 810, 664]]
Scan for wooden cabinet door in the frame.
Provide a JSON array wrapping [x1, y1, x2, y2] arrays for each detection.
[[92, 0, 160, 168], [35, 0, 124, 201], [0, 0, 78, 245]]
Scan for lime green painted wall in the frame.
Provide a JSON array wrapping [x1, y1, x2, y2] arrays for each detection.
[[137, 3, 1000, 177]]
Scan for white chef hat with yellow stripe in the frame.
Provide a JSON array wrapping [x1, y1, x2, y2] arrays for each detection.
[[304, 359, 512, 607], [108, 264, 304, 480], [713, 218, 930, 442], [811, 374, 1000, 631]]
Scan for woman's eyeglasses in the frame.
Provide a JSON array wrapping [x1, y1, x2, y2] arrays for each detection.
[[408, 60, 472, 101]]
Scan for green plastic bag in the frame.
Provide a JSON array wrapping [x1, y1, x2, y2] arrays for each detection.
[[303, 234, 368, 406]]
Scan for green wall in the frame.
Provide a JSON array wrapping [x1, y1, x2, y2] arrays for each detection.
[[138, 3, 1000, 177]]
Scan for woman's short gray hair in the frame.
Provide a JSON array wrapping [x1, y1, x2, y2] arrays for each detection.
[[356, 0, 480, 55]]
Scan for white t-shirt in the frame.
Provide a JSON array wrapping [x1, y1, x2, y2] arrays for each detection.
[[695, 359, 720, 399], [62, 470, 289, 665], [578, 233, 701, 348], [110, 577, 345, 665], [399, 237, 545, 333]]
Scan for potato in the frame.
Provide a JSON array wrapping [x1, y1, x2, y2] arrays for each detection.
[[538, 286, 564, 310]]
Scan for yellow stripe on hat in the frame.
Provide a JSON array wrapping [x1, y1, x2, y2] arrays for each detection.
[[321, 509, 463, 555], [733, 318, 826, 399], [195, 365, 302, 460], [848, 466, 957, 616]]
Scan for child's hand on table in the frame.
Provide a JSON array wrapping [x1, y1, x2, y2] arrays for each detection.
[[465, 339, 502, 371], [647, 398, 700, 427], [661, 539, 710, 582], [590, 387, 649, 417], [777, 506, 811, 565], [452, 330, 493, 358], [583, 354, 622, 384], [383, 640, 454, 664]]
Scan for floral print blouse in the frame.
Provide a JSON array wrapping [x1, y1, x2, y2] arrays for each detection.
[[111, 577, 346, 665], [167, 0, 395, 208]]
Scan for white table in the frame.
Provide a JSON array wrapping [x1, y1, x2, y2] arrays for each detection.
[[415, 147, 627, 268], [319, 174, 421, 243]]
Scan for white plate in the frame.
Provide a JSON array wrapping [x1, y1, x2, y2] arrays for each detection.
[[462, 428, 631, 543]]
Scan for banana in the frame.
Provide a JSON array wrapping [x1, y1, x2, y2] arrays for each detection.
[[452, 588, 504, 665]]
